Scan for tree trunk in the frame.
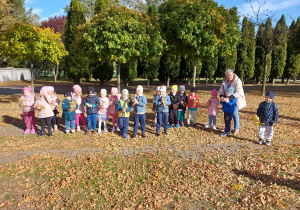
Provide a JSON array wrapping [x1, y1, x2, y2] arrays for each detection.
[[166, 75, 170, 87], [117, 62, 121, 92], [286, 77, 290, 85], [197, 74, 200, 84], [213, 77, 217, 84], [192, 57, 197, 87], [147, 78, 150, 87], [281, 77, 284, 83], [187, 78, 191, 86], [30, 63, 34, 91], [205, 77, 208, 86], [54, 63, 59, 83], [293, 78, 296, 82], [123, 79, 128, 88], [261, 53, 268, 96], [272, 78, 275, 85]]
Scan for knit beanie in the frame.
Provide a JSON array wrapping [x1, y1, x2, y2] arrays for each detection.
[[73, 85, 82, 93], [211, 89, 218, 96], [111, 87, 118, 95], [40, 86, 48, 96], [191, 87, 197, 93], [87, 86, 95, 94], [226, 87, 235, 96], [171, 85, 178, 92], [64, 91, 72, 97], [100, 89, 107, 95], [265, 91, 275, 99], [23, 87, 32, 93], [156, 86, 161, 91], [136, 85, 143, 93], [179, 85, 185, 91], [160, 85, 166, 93], [47, 86, 54, 92], [122, 89, 129, 95]]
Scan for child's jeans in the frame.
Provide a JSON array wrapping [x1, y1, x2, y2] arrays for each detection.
[[208, 115, 216, 126], [87, 113, 97, 131], [187, 110, 197, 125], [76, 113, 86, 127], [118, 117, 129, 136], [65, 120, 76, 131], [133, 113, 146, 134], [23, 111, 35, 130], [178, 110, 185, 123], [258, 125, 273, 142], [224, 112, 233, 133], [156, 112, 168, 133]]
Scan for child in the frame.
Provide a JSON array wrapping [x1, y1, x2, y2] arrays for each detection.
[[178, 85, 187, 126], [19, 86, 36, 134], [153, 86, 161, 125], [34, 86, 54, 137], [84, 86, 100, 134], [62, 91, 78, 134], [205, 89, 219, 130], [187, 87, 199, 127], [48, 86, 60, 131], [97, 89, 109, 133], [154, 85, 171, 136], [256, 91, 279, 146], [117, 89, 133, 139], [72, 85, 87, 132], [132, 85, 147, 138], [108, 87, 119, 132], [168, 85, 180, 128], [220, 87, 236, 137]]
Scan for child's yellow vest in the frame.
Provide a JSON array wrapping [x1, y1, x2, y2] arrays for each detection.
[[118, 99, 130, 118]]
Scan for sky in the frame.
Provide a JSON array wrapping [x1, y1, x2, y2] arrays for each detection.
[[25, 0, 300, 26]]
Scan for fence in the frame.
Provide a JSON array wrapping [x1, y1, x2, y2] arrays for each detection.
[[0, 68, 36, 82]]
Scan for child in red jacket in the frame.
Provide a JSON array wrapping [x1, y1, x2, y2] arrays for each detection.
[[187, 87, 199, 127]]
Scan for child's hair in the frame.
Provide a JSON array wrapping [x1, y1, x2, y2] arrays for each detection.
[[211, 89, 217, 96], [23, 86, 32, 93], [191, 87, 197, 93]]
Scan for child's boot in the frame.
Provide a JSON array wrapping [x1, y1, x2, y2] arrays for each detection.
[[54, 125, 58, 131], [77, 126, 80, 132], [84, 124, 87, 130], [39, 131, 45, 137], [103, 121, 108, 132], [175, 124, 179, 128], [112, 126, 116, 132], [117, 125, 120, 132], [31, 129, 35, 134], [65, 130, 70, 134], [205, 124, 211, 128], [24, 129, 30, 134]]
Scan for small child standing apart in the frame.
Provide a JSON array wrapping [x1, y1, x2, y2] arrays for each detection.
[[84, 86, 100, 134], [220, 87, 236, 137], [178, 85, 187, 127], [117, 89, 132, 139], [187, 87, 199, 127], [72, 85, 87, 131], [205, 89, 219, 130], [169, 85, 180, 128], [48, 86, 60, 131], [108, 87, 119, 132], [132, 85, 147, 139], [154, 85, 171, 136], [19, 86, 36, 134], [62, 91, 78, 134], [153, 86, 161, 125], [256, 91, 279, 146], [97, 89, 109, 133], [34, 86, 54, 137]]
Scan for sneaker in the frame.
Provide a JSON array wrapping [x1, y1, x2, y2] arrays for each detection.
[[77, 126, 80, 132], [220, 132, 228, 137], [30, 129, 35, 134], [258, 139, 263, 145], [112, 127, 116, 132], [23, 129, 30, 134], [175, 124, 179, 128], [117, 126, 120, 132], [169, 125, 172, 128], [131, 134, 137, 138], [142, 133, 146, 138], [155, 132, 160, 137], [266, 141, 271, 146], [84, 125, 87, 130], [123, 134, 128, 139], [181, 122, 185, 127], [205, 124, 211, 128], [71, 129, 75, 134], [233, 130, 239, 135], [48, 133, 53, 137], [186, 124, 190, 127], [66, 130, 70, 134], [86, 130, 91, 135], [104, 128, 108, 132], [98, 129, 101, 133], [54, 125, 58, 131], [163, 131, 168, 135], [212, 126, 216, 130], [39, 131, 45, 137]]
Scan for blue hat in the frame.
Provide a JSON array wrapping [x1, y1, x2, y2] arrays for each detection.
[[226, 87, 235, 95], [179, 85, 185, 91], [266, 91, 275, 99]]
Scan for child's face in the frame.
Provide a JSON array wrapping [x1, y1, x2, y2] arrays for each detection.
[[180, 90, 184, 95], [122, 94, 128, 99], [160, 91, 165, 96], [211, 95, 217, 98], [265, 96, 272, 103], [191, 92, 195, 96], [66, 96, 71, 100], [24, 91, 30, 96], [112, 92, 117, 96], [49, 90, 54, 96], [136, 90, 142, 96], [89, 93, 94, 97], [101, 93, 106, 98], [171, 88, 176, 94], [156, 91, 160, 95], [225, 92, 230, 97]]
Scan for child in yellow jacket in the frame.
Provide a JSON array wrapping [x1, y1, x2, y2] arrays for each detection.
[[117, 89, 133, 139]]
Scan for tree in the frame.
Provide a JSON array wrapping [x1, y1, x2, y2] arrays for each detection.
[[158, 54, 181, 86], [121, 60, 138, 87], [139, 57, 160, 86], [82, 6, 163, 91], [0, 23, 67, 89], [290, 17, 300, 54], [41, 16, 66, 43], [95, 0, 110, 14], [201, 57, 218, 86], [92, 61, 114, 86], [0, 0, 16, 32], [178, 57, 201, 85], [65, 0, 89, 84], [159, 1, 240, 87]]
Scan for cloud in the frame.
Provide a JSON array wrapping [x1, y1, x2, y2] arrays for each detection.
[[25, 0, 36, 6], [41, 8, 66, 21], [31, 8, 42, 15]]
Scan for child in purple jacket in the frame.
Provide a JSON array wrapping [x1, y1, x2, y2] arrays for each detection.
[[205, 89, 219, 130]]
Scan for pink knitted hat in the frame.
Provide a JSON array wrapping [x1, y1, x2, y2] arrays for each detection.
[[47, 86, 54, 92], [40, 86, 48, 96], [23, 87, 32, 93], [211, 89, 218, 96], [111, 87, 118, 94], [73, 85, 82, 93]]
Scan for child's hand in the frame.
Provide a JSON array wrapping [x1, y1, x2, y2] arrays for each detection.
[[223, 98, 229, 103]]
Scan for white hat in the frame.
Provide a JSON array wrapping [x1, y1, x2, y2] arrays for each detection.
[[100, 89, 107, 95], [156, 86, 161, 91], [122, 89, 129, 95], [136, 85, 143, 93], [160, 85, 166, 93]]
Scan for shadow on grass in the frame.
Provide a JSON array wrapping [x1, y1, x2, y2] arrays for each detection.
[[233, 168, 300, 191]]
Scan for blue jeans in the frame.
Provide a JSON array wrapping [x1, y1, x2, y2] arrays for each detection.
[[133, 113, 146, 134], [65, 120, 75, 131], [87, 113, 97, 131], [233, 105, 239, 130], [209, 115, 216, 126], [156, 112, 168, 133], [118, 117, 129, 136], [52, 113, 57, 126], [224, 112, 233, 133]]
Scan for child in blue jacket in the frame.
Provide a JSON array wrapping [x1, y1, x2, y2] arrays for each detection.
[[62, 91, 78, 134], [84, 86, 100, 134], [220, 87, 236, 137]]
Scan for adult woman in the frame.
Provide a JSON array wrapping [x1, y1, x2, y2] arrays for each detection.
[[219, 69, 246, 135]]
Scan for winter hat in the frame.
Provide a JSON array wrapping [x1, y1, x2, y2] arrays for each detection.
[[265, 91, 275, 99], [226, 87, 235, 96], [156, 86, 161, 91], [73, 85, 82, 93], [47, 86, 54, 92], [111, 87, 118, 95], [40, 86, 48, 96], [100, 89, 107, 95], [179, 85, 185, 91], [160, 85, 166, 93], [122, 89, 129, 95], [136, 85, 143, 93], [191, 87, 197, 93], [64, 91, 72, 97], [171, 85, 178, 92], [211, 89, 218, 96], [23, 87, 32, 93], [87, 86, 95, 94]]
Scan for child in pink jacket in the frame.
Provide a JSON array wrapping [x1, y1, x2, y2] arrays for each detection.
[[205, 89, 219, 130], [47, 86, 60, 131], [72, 85, 87, 132], [19, 86, 36, 134], [107, 87, 119, 132], [97, 89, 109, 133]]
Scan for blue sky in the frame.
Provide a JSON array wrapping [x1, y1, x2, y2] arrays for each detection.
[[25, 0, 300, 26]]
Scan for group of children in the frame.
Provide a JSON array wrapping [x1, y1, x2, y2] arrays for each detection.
[[19, 84, 279, 145]]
